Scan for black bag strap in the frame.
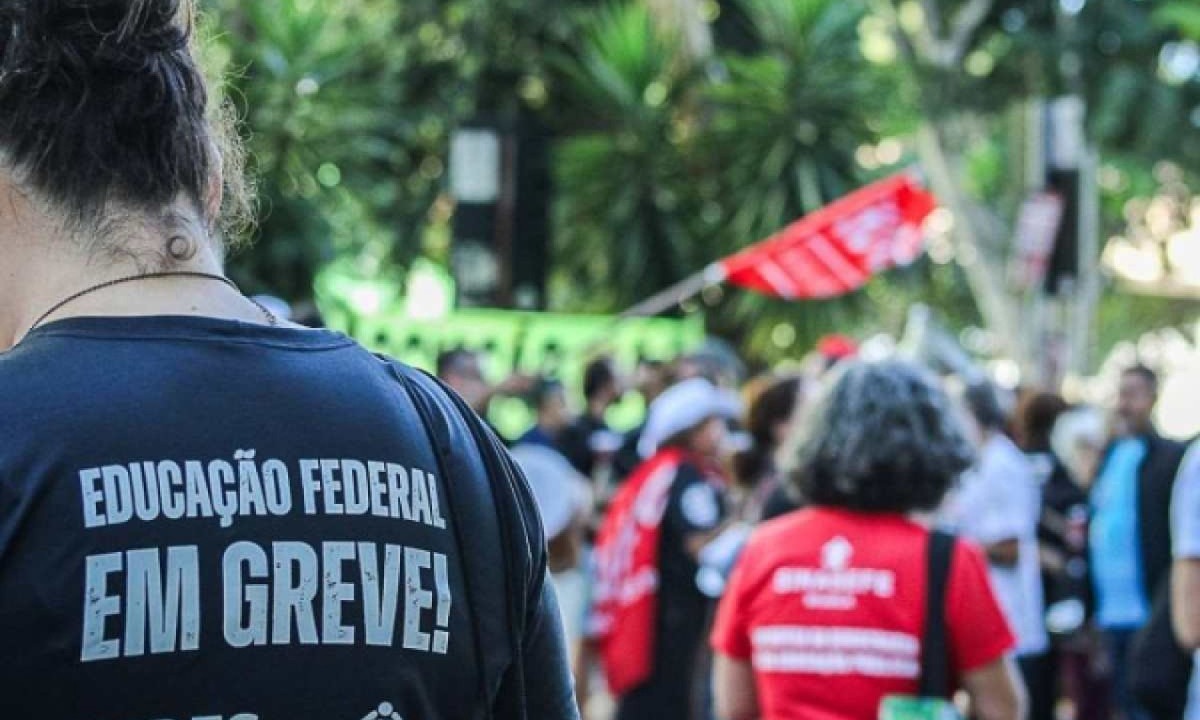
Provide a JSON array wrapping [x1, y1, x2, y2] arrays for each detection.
[[388, 364, 528, 720], [920, 530, 956, 698]]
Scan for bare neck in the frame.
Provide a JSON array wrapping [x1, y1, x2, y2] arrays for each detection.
[[1, 211, 264, 349]]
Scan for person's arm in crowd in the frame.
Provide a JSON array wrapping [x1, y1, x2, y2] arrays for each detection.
[[1036, 506, 1070, 574], [961, 656, 1027, 720], [710, 534, 760, 720], [1037, 543, 1067, 575], [983, 539, 1020, 568], [1172, 558, 1200, 649], [1039, 505, 1070, 541], [958, 449, 1029, 569], [481, 373, 536, 410], [946, 542, 1023, 720], [1171, 442, 1200, 649], [684, 521, 736, 560], [573, 638, 597, 720], [713, 653, 760, 720]]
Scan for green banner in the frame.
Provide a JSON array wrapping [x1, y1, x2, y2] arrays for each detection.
[[317, 280, 704, 439]]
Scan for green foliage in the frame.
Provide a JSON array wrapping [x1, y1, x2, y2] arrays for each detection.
[[203, 0, 475, 298], [699, 0, 894, 357], [204, 0, 597, 299], [704, 0, 876, 242], [552, 4, 706, 310], [1154, 1, 1200, 40], [1092, 157, 1200, 359], [551, 0, 907, 360], [198, 0, 1199, 368], [1097, 292, 1199, 357]]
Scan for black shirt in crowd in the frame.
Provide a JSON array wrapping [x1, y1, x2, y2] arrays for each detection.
[[616, 461, 726, 720], [1027, 450, 1088, 608], [0, 316, 577, 720], [609, 423, 646, 485], [557, 414, 608, 479]]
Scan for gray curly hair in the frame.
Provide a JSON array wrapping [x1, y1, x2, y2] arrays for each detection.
[[785, 360, 976, 513]]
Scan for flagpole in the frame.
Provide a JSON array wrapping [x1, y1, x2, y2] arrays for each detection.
[[619, 264, 728, 318], [620, 171, 936, 319]]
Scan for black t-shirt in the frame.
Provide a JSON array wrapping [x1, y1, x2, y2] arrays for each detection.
[[759, 481, 802, 523], [0, 316, 576, 720], [609, 424, 645, 485], [617, 461, 726, 720], [1027, 450, 1088, 608], [556, 415, 608, 478]]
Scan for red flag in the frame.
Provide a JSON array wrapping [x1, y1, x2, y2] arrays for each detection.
[[715, 173, 937, 300]]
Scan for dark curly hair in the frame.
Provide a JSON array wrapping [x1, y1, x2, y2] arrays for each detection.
[[786, 360, 976, 513], [0, 0, 249, 252]]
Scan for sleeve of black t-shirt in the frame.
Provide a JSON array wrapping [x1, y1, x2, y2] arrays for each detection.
[[515, 576, 577, 718], [475, 419, 580, 720], [403, 365, 578, 719], [663, 463, 727, 537]]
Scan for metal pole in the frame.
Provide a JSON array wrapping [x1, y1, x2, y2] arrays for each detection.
[[619, 264, 727, 318], [1072, 146, 1101, 376], [1024, 98, 1048, 386]]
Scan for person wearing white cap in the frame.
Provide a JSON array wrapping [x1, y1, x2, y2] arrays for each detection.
[[590, 377, 741, 720], [637, 377, 742, 460]]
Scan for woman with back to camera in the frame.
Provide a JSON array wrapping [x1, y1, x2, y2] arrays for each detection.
[[0, 2, 576, 718], [711, 361, 1025, 720]]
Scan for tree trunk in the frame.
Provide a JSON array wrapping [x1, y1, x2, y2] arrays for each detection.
[[915, 122, 1026, 367], [880, 0, 1026, 366], [644, 0, 713, 61]]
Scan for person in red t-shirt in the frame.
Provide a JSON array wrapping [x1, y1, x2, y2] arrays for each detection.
[[711, 360, 1026, 720]]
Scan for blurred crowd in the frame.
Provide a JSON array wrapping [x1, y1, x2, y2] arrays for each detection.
[[437, 337, 1200, 720]]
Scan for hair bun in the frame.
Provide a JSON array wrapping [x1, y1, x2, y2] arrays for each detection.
[[0, 0, 220, 236], [4, 0, 188, 75]]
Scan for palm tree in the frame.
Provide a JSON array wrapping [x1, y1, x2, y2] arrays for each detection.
[[552, 3, 708, 311], [553, 0, 933, 358], [704, 0, 881, 243], [206, 0, 475, 299], [698, 0, 907, 356], [645, 0, 715, 60]]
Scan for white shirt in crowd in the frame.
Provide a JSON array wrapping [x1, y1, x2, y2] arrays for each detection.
[[1171, 441, 1200, 720], [943, 433, 1049, 656]]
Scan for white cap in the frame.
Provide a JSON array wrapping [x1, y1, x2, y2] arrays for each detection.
[[638, 377, 742, 458], [509, 444, 592, 539]]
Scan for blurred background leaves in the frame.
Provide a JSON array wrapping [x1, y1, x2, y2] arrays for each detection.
[[199, 0, 1200, 364]]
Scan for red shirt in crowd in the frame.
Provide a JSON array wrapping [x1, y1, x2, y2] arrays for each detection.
[[711, 507, 1016, 720]]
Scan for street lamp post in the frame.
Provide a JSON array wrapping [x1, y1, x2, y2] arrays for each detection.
[[449, 123, 505, 308], [448, 112, 551, 311]]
